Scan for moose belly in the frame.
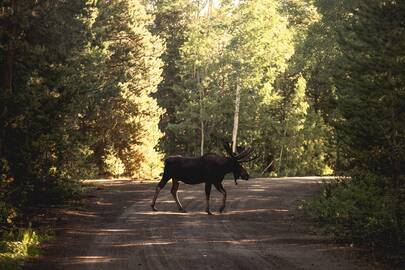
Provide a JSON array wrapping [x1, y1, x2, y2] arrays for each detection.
[[165, 156, 206, 185], [172, 168, 205, 185], [179, 178, 205, 185]]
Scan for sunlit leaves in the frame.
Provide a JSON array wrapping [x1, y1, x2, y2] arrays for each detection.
[[86, 0, 164, 179]]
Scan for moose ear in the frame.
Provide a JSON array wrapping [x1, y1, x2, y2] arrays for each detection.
[[222, 140, 234, 157]]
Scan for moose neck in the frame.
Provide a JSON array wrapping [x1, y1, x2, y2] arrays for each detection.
[[225, 157, 238, 174]]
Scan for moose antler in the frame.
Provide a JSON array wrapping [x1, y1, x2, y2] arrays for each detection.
[[235, 147, 254, 160], [223, 140, 256, 161], [222, 140, 236, 157], [239, 153, 260, 163]]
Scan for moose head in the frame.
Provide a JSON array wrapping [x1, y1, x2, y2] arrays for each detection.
[[223, 141, 258, 184]]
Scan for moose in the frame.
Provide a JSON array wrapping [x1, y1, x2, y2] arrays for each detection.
[[151, 142, 257, 215]]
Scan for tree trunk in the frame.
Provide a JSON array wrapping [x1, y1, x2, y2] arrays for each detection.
[[207, 0, 212, 18], [1, 43, 14, 96], [278, 125, 287, 175], [390, 95, 402, 254], [232, 81, 240, 153], [198, 69, 204, 156], [0, 0, 16, 157]]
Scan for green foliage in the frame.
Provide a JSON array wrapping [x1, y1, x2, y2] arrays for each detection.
[[304, 0, 405, 261], [0, 0, 94, 210], [102, 147, 125, 177], [59, 144, 98, 180], [0, 0, 164, 229], [0, 0, 403, 263], [0, 159, 11, 225], [86, 0, 164, 179], [335, 0, 405, 253], [181, 0, 329, 176], [306, 174, 405, 259], [150, 0, 195, 155], [156, 0, 332, 178], [0, 226, 49, 270]]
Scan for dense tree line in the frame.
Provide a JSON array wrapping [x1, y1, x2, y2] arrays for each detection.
[[151, 0, 404, 259], [0, 0, 403, 261], [300, 0, 405, 259], [152, 0, 332, 176], [0, 0, 163, 225]]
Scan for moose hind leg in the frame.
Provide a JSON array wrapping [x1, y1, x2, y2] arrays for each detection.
[[151, 173, 170, 211], [151, 186, 161, 211], [171, 180, 186, 213], [205, 183, 213, 215], [214, 183, 227, 213]]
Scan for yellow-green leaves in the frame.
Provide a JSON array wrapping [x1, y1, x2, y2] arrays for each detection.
[[84, 0, 164, 179]]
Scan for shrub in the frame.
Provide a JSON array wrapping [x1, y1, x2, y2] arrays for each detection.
[[305, 173, 405, 261], [102, 147, 125, 177], [0, 226, 47, 270]]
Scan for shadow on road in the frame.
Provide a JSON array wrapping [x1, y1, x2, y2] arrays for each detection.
[[27, 178, 387, 270]]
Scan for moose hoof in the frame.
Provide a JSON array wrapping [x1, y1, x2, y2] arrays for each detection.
[[151, 205, 158, 212], [206, 210, 213, 215], [219, 207, 225, 213]]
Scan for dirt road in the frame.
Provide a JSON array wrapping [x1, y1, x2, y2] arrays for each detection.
[[28, 177, 386, 270]]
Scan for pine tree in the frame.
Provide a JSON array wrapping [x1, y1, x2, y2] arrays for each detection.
[[0, 0, 92, 208], [335, 0, 405, 251], [150, 0, 195, 155], [87, 0, 164, 178]]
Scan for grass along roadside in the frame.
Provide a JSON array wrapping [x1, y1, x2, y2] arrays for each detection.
[[0, 226, 51, 270], [0, 178, 132, 270]]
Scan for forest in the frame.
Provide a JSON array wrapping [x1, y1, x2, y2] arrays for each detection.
[[0, 0, 404, 266]]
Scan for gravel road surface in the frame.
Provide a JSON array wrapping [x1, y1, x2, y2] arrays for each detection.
[[28, 177, 388, 270]]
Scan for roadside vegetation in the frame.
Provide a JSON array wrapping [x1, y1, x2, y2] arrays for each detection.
[[302, 1, 405, 263], [0, 0, 403, 265], [306, 175, 404, 263], [0, 226, 50, 270]]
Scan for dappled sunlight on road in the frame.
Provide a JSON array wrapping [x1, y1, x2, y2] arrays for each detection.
[[69, 256, 126, 264], [222, 208, 289, 215], [109, 241, 175, 247], [72, 178, 332, 270], [30, 178, 378, 270]]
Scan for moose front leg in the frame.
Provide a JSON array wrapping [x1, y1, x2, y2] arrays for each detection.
[[151, 185, 161, 211], [205, 183, 213, 215], [171, 180, 186, 213]]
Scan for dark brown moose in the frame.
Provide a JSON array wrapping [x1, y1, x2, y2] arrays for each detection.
[[151, 142, 256, 215]]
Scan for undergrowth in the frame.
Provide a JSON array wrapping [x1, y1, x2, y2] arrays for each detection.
[[0, 226, 50, 270], [304, 175, 404, 265]]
